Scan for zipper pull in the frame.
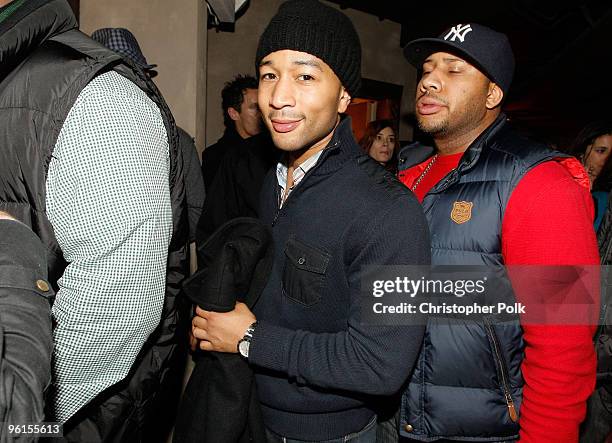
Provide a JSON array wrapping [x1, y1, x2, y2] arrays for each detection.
[[506, 397, 519, 422]]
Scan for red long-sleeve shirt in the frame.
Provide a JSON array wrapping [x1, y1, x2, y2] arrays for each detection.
[[400, 153, 598, 442]]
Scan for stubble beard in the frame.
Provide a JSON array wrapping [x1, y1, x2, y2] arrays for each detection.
[[417, 114, 450, 137]]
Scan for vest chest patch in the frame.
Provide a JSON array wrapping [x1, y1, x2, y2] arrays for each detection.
[[450, 201, 473, 224]]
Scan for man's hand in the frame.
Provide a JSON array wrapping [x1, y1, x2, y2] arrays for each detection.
[[192, 302, 256, 353]]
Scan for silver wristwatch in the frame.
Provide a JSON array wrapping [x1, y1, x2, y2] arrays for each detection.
[[237, 321, 258, 358]]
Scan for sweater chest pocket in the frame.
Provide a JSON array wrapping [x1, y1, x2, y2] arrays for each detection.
[[282, 237, 330, 306]]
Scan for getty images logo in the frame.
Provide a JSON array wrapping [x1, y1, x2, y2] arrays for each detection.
[[444, 24, 473, 43]]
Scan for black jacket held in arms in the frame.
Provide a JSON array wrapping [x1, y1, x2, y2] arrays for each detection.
[[175, 217, 273, 443], [0, 0, 188, 441], [0, 219, 53, 440]]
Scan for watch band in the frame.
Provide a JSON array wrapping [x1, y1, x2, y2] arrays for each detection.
[[237, 321, 258, 357], [245, 321, 257, 338]]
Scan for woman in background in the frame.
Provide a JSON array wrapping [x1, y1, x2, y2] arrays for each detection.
[[359, 119, 399, 173], [573, 120, 612, 231], [576, 119, 612, 443]]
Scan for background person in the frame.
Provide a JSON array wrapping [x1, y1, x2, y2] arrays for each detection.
[[359, 119, 399, 173], [579, 120, 612, 443], [196, 74, 277, 244], [201, 75, 264, 189], [571, 120, 612, 231]]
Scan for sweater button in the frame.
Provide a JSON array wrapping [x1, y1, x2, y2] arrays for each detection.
[[297, 257, 306, 265], [404, 424, 413, 433]]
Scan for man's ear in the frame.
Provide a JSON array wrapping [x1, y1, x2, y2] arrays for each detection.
[[486, 83, 504, 110], [338, 87, 352, 113], [227, 107, 240, 122]]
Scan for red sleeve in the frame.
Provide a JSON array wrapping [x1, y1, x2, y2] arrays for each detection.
[[502, 161, 599, 443]]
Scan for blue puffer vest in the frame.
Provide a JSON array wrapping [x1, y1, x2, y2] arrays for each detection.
[[397, 115, 569, 441]]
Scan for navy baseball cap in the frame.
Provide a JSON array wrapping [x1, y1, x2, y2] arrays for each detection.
[[403, 23, 515, 96]]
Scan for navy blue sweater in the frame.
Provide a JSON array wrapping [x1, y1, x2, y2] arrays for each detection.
[[249, 118, 431, 440]]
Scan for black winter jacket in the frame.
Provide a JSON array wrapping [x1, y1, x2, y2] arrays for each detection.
[[201, 129, 243, 190], [595, 196, 612, 390], [196, 132, 277, 244], [250, 117, 431, 440], [0, 219, 53, 440], [0, 0, 188, 440], [178, 127, 205, 243]]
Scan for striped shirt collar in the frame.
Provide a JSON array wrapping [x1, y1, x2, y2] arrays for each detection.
[[276, 149, 324, 207]]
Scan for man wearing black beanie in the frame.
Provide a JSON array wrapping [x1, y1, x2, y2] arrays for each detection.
[[192, 1, 430, 442]]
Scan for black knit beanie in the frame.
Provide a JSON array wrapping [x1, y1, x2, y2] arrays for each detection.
[[255, 0, 362, 96]]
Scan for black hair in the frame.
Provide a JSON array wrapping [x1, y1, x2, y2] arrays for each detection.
[[221, 74, 258, 130], [572, 120, 612, 192]]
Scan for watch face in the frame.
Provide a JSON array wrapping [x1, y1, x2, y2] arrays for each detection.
[[238, 339, 250, 357]]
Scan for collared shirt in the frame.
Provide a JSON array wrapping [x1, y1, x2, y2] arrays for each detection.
[[46, 71, 172, 422], [276, 150, 324, 208]]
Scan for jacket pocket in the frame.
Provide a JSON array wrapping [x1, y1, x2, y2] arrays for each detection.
[[484, 317, 519, 423], [282, 237, 330, 306]]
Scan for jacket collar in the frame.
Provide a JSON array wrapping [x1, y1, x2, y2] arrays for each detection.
[[397, 141, 435, 171], [219, 128, 242, 145], [430, 114, 508, 195], [1, 0, 77, 81], [452, 112, 508, 176], [398, 112, 508, 173], [308, 115, 361, 177]]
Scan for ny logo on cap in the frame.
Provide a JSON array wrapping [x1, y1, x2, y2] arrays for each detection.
[[444, 24, 473, 43]]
